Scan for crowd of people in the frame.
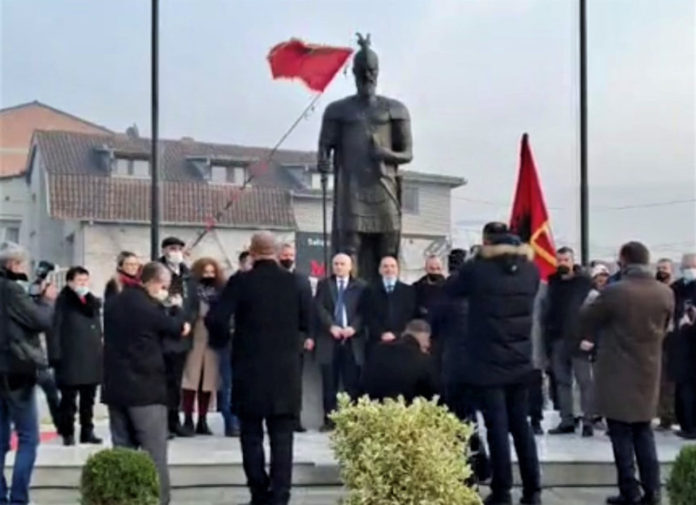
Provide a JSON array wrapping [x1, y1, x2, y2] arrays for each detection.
[[0, 222, 695, 505]]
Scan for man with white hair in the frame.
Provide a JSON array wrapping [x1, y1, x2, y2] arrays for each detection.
[[311, 253, 367, 431], [0, 242, 57, 504]]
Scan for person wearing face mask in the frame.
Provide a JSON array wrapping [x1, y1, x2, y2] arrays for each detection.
[[542, 247, 594, 436], [363, 256, 417, 356], [103, 262, 191, 505], [158, 236, 199, 438], [670, 253, 696, 439], [180, 258, 226, 436], [277, 243, 313, 433], [48, 266, 103, 446], [413, 255, 446, 319]]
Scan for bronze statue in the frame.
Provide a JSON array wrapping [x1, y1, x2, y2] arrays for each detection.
[[318, 33, 413, 281]]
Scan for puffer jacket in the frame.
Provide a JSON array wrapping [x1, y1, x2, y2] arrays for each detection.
[[443, 236, 540, 386]]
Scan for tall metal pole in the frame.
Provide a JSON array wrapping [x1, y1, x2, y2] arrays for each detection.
[[320, 172, 330, 279], [579, 0, 589, 265], [150, 0, 160, 260]]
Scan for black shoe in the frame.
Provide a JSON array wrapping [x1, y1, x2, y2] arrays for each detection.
[[168, 431, 176, 440], [548, 423, 575, 435], [484, 494, 513, 505], [196, 418, 213, 436], [639, 494, 661, 505], [294, 423, 307, 433], [606, 495, 640, 505], [676, 430, 696, 440], [63, 435, 75, 447], [531, 421, 544, 436], [80, 431, 103, 444], [582, 424, 594, 438], [174, 422, 194, 438], [520, 491, 542, 505]]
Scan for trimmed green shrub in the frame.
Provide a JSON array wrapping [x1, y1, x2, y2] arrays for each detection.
[[330, 394, 481, 505], [668, 445, 696, 505], [80, 448, 159, 505]]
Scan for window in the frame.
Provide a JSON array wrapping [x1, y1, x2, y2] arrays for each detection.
[[3, 227, 19, 243], [113, 157, 151, 178], [210, 165, 246, 185], [310, 172, 333, 190], [226, 166, 247, 185], [402, 185, 419, 214]]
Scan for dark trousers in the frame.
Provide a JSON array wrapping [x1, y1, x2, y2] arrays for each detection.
[[37, 368, 61, 432], [675, 381, 696, 433], [445, 382, 491, 483], [479, 383, 541, 498], [334, 229, 400, 282], [163, 352, 187, 428], [607, 419, 660, 500], [239, 414, 295, 505], [58, 384, 96, 437], [321, 343, 360, 420], [528, 369, 544, 423]]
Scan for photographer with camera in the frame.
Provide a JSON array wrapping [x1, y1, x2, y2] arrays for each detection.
[[0, 242, 57, 504]]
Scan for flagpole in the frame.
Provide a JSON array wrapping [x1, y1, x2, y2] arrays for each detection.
[[187, 93, 323, 252], [579, 0, 589, 265], [150, 0, 160, 261]]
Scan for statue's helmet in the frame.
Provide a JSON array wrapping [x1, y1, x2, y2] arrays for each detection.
[[353, 33, 378, 73]]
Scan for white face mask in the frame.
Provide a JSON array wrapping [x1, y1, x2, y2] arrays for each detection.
[[166, 251, 184, 266], [155, 289, 169, 302], [73, 285, 90, 297], [683, 268, 696, 283]]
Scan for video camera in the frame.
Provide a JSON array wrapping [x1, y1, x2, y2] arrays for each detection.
[[28, 260, 56, 298]]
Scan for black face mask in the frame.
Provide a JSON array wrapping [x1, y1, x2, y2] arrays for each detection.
[[556, 265, 571, 276], [200, 277, 216, 286], [279, 259, 294, 270], [426, 273, 445, 283], [3, 270, 28, 282], [656, 271, 671, 283]]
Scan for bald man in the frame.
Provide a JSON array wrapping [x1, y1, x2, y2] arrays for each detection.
[[206, 231, 310, 505], [311, 253, 367, 430]]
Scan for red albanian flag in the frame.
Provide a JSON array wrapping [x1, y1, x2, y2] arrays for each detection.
[[267, 39, 353, 92], [509, 133, 557, 281]]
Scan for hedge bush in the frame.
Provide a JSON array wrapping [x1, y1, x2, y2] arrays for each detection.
[[668, 445, 696, 505], [80, 448, 159, 505], [330, 394, 481, 505]]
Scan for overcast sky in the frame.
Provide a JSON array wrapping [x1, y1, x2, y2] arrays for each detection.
[[1, 0, 694, 260]]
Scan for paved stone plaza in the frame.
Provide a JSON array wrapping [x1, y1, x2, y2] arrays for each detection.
[[14, 410, 692, 504]]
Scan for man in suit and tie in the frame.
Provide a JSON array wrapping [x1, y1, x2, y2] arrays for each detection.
[[364, 256, 417, 350], [310, 253, 367, 431]]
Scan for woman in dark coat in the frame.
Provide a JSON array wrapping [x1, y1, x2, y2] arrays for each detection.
[[104, 251, 141, 302], [49, 266, 103, 446]]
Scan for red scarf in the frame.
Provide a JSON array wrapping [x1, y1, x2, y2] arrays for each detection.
[[118, 271, 141, 288]]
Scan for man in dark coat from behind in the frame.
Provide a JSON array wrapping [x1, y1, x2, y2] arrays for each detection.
[[49, 266, 103, 446], [103, 262, 191, 505], [579, 242, 674, 505], [206, 232, 310, 505], [362, 319, 439, 403], [444, 223, 541, 505]]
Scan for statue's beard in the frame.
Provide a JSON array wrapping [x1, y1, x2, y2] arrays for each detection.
[[356, 80, 377, 97]]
